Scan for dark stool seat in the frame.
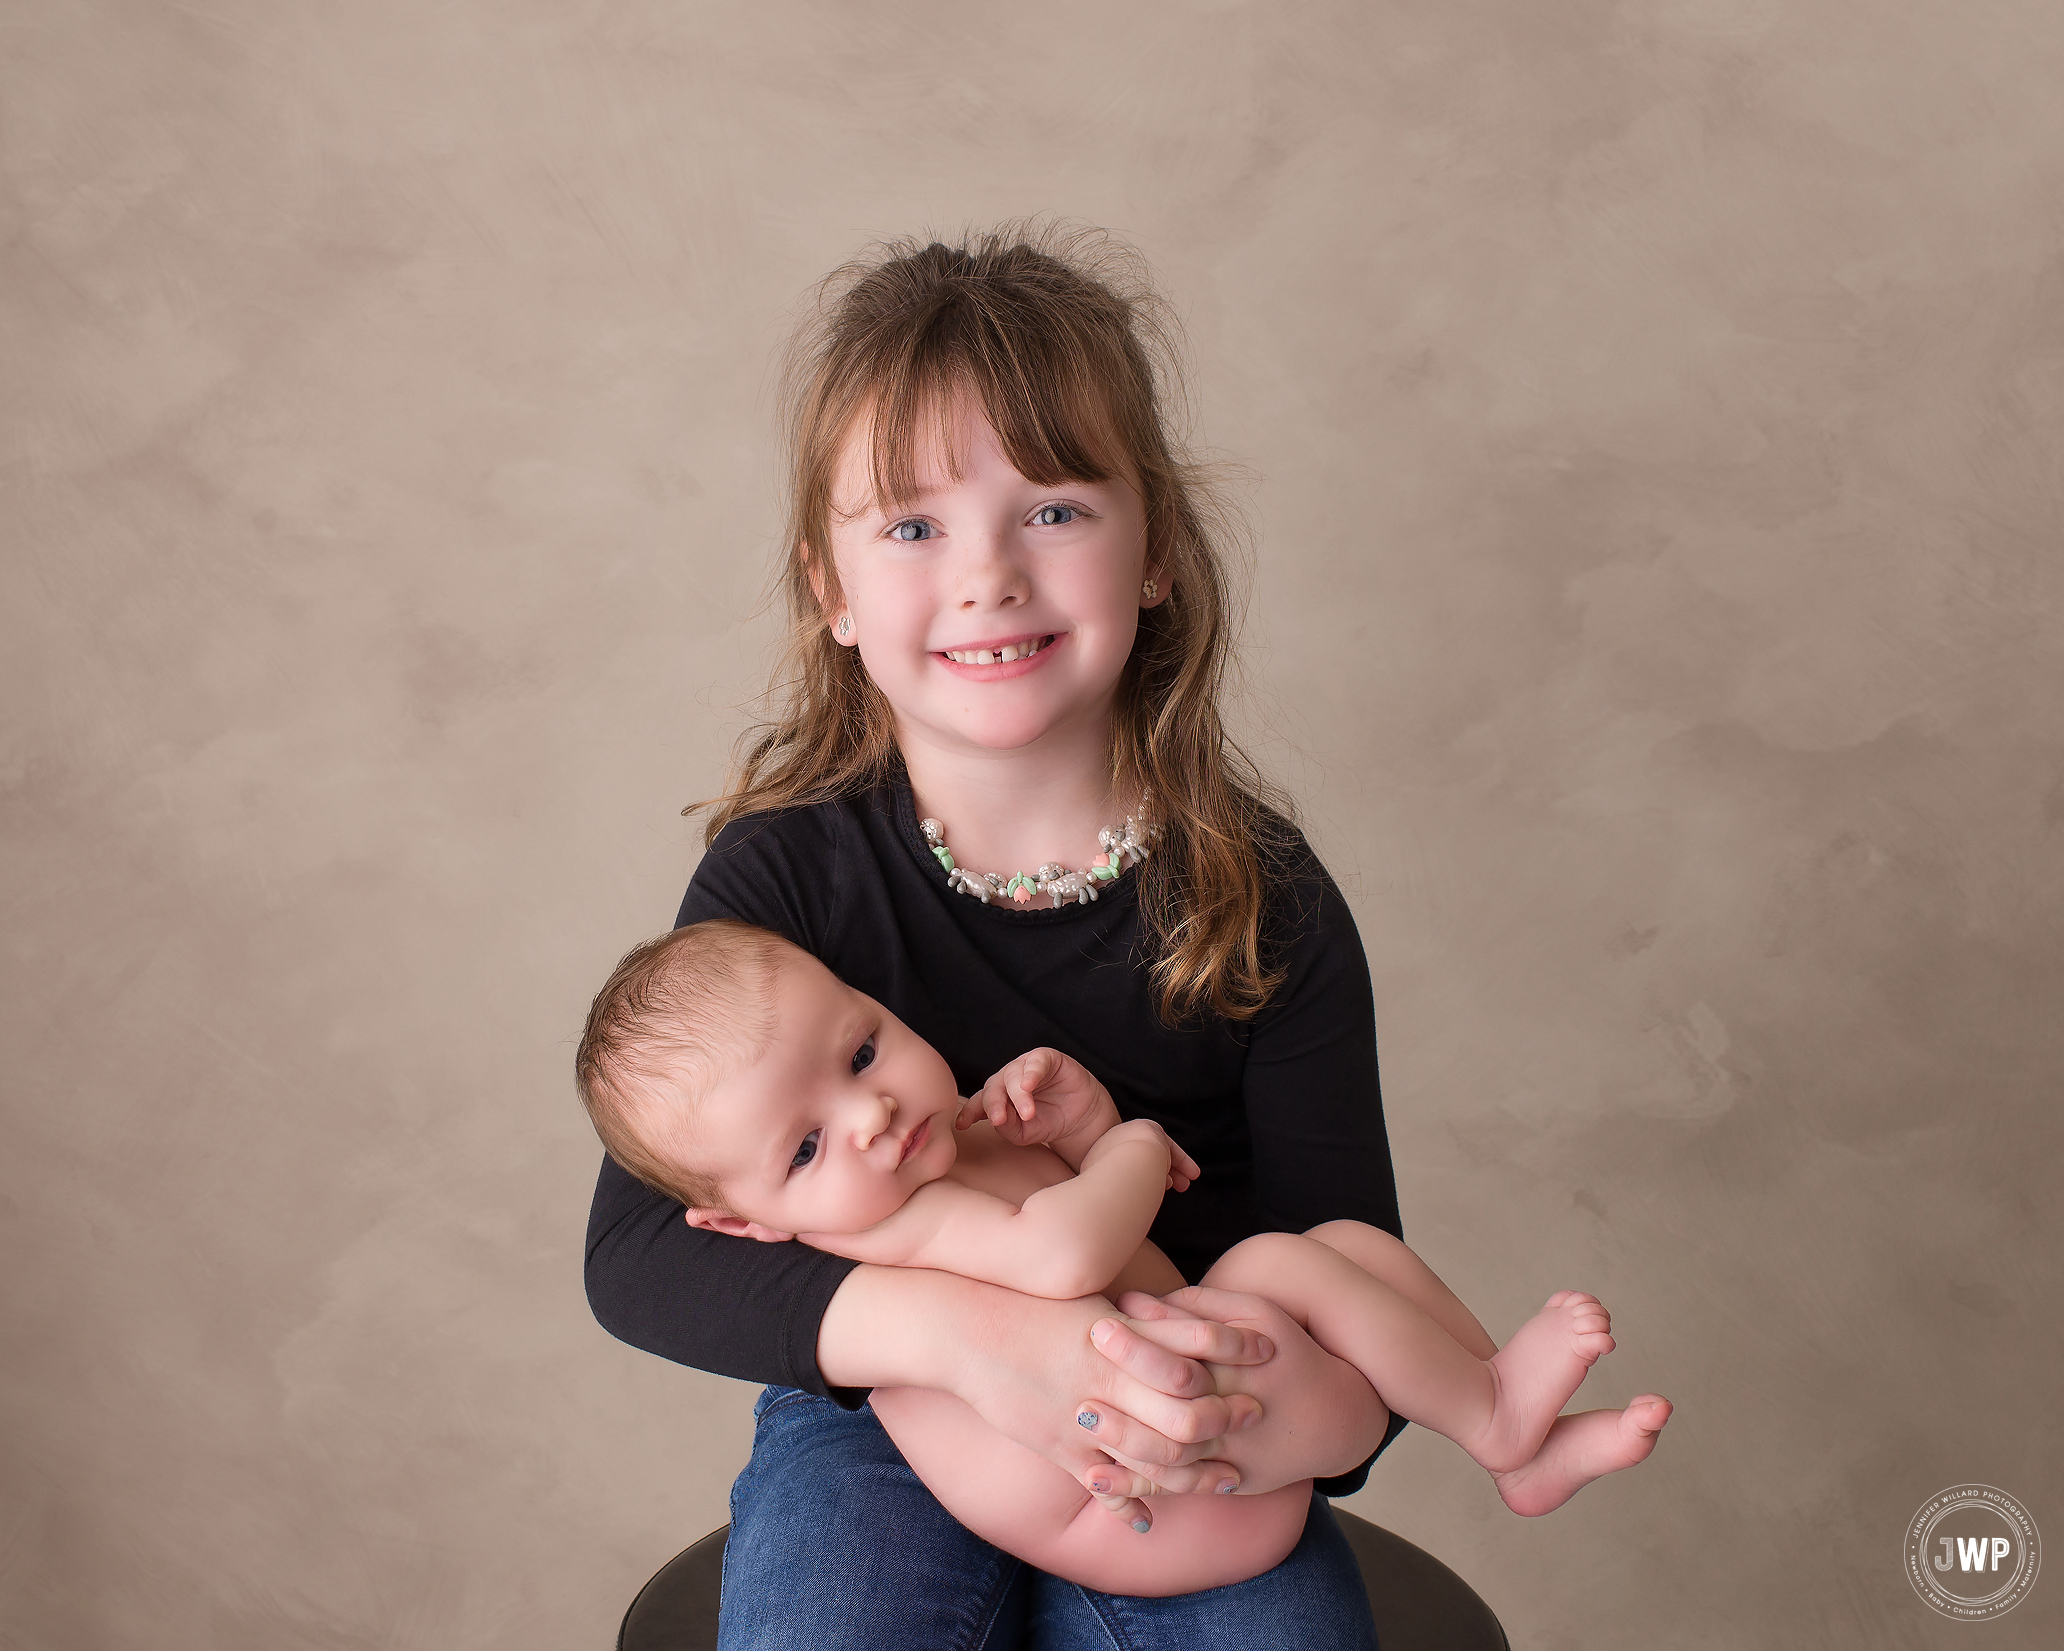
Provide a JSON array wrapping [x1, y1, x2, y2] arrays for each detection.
[[620, 1510, 1508, 1650]]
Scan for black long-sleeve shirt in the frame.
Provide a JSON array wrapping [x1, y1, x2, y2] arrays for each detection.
[[584, 772, 1407, 1493]]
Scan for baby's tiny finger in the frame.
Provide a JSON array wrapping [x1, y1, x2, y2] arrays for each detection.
[[981, 1080, 1012, 1127]]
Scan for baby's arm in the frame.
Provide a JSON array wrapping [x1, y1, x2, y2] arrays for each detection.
[[962, 1048, 1195, 1186], [802, 1120, 1199, 1301]]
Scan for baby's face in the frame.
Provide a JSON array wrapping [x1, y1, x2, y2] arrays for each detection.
[[675, 951, 961, 1240]]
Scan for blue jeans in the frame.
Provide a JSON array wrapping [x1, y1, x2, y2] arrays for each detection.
[[717, 1387, 1381, 1650]]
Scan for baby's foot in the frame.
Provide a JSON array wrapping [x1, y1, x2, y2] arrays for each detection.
[[1470, 1291, 1616, 1472], [1491, 1396, 1672, 1516]]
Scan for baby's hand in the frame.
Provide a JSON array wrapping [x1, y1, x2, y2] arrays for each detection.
[[1079, 1117, 1202, 1193], [957, 1046, 1117, 1156]]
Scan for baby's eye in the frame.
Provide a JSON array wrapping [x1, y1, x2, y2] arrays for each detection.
[[1031, 504, 1078, 527], [888, 519, 935, 542], [789, 1129, 821, 1172], [851, 1037, 876, 1075]]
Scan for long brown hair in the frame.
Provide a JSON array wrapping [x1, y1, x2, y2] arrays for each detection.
[[697, 222, 1296, 1022]]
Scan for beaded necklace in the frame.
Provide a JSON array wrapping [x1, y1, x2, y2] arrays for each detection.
[[919, 815, 1156, 908]]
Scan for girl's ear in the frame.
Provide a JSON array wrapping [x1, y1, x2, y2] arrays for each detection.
[[801, 542, 858, 645], [684, 1206, 796, 1244]]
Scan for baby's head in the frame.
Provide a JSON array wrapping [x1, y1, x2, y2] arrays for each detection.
[[577, 920, 961, 1241]]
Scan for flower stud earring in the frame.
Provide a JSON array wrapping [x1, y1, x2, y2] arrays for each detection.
[[1141, 577, 1158, 602], [836, 614, 852, 640]]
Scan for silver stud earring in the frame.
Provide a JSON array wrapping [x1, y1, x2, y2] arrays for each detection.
[[836, 615, 852, 640], [1141, 577, 1158, 602]]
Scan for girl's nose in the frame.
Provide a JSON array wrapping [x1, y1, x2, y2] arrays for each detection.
[[955, 528, 1031, 608]]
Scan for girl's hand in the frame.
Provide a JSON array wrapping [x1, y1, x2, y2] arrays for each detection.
[[956, 1047, 1120, 1167], [818, 1269, 1288, 1535], [1073, 1287, 1395, 1503], [929, 1281, 1275, 1533]]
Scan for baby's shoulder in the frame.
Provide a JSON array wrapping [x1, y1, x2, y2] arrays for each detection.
[[944, 1123, 1073, 1207]]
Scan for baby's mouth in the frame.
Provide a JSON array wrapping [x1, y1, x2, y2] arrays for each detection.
[[897, 1117, 931, 1165], [939, 634, 1056, 666]]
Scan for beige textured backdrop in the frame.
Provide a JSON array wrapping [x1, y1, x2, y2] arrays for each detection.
[[4, 1, 2059, 1646]]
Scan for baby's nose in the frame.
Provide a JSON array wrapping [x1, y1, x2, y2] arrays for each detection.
[[856, 1094, 896, 1147]]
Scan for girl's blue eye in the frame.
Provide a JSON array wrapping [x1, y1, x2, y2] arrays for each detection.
[[1032, 504, 1077, 527], [851, 1038, 876, 1074], [889, 519, 934, 542], [790, 1130, 820, 1172]]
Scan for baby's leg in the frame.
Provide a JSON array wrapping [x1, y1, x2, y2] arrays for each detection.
[[1202, 1231, 1612, 1475], [1302, 1220, 1497, 1360]]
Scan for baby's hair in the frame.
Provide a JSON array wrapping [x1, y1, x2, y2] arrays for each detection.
[[575, 919, 792, 1211], [696, 220, 1296, 1022]]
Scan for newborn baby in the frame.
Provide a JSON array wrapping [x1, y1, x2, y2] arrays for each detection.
[[577, 919, 1671, 1597]]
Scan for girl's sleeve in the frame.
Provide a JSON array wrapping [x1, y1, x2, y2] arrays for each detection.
[[1241, 839, 1408, 1487], [581, 808, 869, 1406]]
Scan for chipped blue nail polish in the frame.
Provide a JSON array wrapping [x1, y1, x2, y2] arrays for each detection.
[[1077, 1410, 1099, 1430], [1132, 1518, 1151, 1534], [1089, 1476, 1111, 1494], [1216, 1480, 1238, 1494]]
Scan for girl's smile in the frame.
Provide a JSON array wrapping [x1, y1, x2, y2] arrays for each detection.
[[936, 630, 1063, 677]]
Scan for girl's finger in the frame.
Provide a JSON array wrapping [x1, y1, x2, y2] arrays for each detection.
[[1102, 1299, 1274, 1371], [1113, 1290, 1203, 1321], [1074, 1385, 1232, 1468], [1095, 1492, 1153, 1531], [1103, 1446, 1241, 1497], [1081, 1467, 1157, 1530]]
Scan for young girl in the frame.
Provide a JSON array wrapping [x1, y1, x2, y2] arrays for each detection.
[[584, 226, 1541, 1646]]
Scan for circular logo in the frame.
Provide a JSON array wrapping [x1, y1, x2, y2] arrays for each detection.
[[1905, 1484, 2041, 1621]]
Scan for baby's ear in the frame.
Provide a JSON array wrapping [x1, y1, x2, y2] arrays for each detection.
[[685, 1206, 796, 1244]]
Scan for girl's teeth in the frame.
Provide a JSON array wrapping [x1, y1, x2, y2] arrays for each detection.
[[946, 638, 1048, 665]]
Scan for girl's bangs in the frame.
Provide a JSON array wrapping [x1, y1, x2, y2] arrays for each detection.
[[851, 343, 1133, 517]]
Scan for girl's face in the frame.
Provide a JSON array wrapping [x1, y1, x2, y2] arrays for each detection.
[[822, 396, 1158, 759]]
